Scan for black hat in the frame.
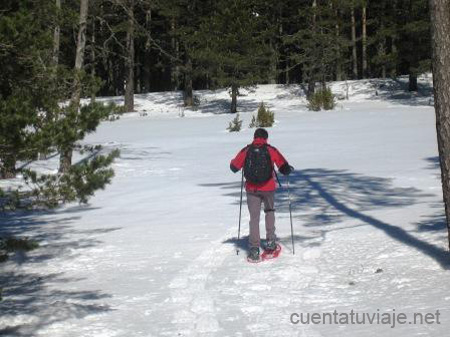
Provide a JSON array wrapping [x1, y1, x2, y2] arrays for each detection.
[[254, 128, 268, 139]]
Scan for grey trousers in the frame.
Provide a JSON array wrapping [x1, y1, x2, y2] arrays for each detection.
[[246, 190, 276, 248]]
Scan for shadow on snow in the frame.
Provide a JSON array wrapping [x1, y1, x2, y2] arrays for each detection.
[[0, 205, 120, 335], [204, 167, 450, 269]]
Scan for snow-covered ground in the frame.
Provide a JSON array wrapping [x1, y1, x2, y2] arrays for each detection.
[[1, 75, 450, 337]]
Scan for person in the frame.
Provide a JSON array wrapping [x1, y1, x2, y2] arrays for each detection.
[[230, 128, 293, 262]]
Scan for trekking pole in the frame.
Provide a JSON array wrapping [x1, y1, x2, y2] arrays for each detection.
[[237, 169, 244, 255], [287, 174, 295, 255], [276, 169, 295, 254], [274, 169, 282, 188]]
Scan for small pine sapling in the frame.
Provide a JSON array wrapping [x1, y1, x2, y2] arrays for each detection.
[[307, 88, 336, 111], [227, 113, 243, 132], [249, 102, 275, 128]]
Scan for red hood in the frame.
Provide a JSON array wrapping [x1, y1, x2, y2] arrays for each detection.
[[252, 138, 268, 146]]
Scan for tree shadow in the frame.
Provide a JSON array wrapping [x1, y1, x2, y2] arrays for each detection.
[[0, 272, 113, 336], [276, 84, 305, 99], [199, 97, 260, 115], [210, 168, 450, 268], [414, 210, 447, 233], [369, 77, 434, 107], [118, 145, 172, 161], [330, 77, 434, 107], [0, 205, 119, 335], [424, 156, 440, 171]]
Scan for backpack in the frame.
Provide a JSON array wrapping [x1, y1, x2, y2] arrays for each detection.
[[243, 144, 273, 184]]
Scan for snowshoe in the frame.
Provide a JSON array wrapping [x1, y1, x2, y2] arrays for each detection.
[[262, 244, 282, 260], [247, 247, 261, 263], [265, 240, 277, 252]]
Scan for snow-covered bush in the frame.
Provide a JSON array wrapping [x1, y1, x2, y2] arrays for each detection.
[[249, 102, 275, 128]]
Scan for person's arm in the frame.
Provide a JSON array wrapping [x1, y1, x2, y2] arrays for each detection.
[[270, 146, 293, 175], [230, 146, 248, 173]]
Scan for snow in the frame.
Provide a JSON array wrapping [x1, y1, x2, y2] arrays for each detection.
[[2, 76, 450, 336]]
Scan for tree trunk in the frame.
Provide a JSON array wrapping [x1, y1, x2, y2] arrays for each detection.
[[380, 42, 387, 78], [90, 17, 96, 104], [390, 37, 397, 78], [335, 8, 342, 81], [312, 0, 317, 22], [378, 22, 387, 79], [41, 0, 62, 161], [170, 18, 180, 91], [59, 148, 72, 174], [53, 0, 61, 66], [124, 0, 135, 112], [307, 79, 315, 97], [107, 58, 115, 94], [280, 21, 290, 85], [143, 62, 151, 93], [351, 4, 358, 79], [429, 0, 450, 249], [71, 0, 88, 105], [183, 56, 194, 107], [381, 65, 387, 79], [143, 8, 152, 93], [308, 0, 317, 96], [409, 73, 418, 91], [270, 41, 277, 84], [285, 58, 290, 84], [0, 155, 16, 179], [231, 84, 238, 113], [100, 4, 114, 95], [136, 60, 141, 94], [362, 4, 367, 78], [205, 72, 210, 90], [59, 0, 88, 173]]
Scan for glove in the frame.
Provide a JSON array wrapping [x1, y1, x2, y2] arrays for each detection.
[[279, 163, 294, 176], [230, 163, 239, 173]]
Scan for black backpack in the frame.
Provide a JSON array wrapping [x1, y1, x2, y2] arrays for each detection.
[[244, 144, 273, 184]]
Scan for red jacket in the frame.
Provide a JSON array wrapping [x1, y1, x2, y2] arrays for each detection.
[[230, 138, 290, 192]]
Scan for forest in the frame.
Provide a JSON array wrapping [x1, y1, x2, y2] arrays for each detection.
[[0, 0, 434, 206], [4, 2, 450, 334], [1, 0, 432, 106]]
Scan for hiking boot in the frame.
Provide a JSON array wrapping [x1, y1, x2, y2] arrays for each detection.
[[265, 240, 277, 252], [247, 247, 260, 262]]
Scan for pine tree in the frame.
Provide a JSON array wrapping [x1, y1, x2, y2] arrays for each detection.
[[249, 102, 275, 128], [368, 0, 398, 78], [0, 0, 119, 209], [396, 0, 431, 91], [156, 0, 214, 106], [227, 114, 243, 132], [193, 0, 274, 113], [0, 0, 60, 178], [284, 0, 346, 95]]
